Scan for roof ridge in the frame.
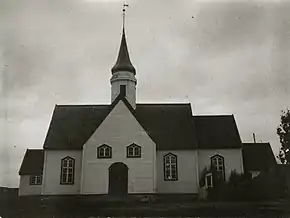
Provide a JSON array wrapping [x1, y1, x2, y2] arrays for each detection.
[[193, 115, 234, 117], [27, 149, 44, 151], [243, 142, 270, 145], [56, 104, 110, 107], [137, 103, 191, 106]]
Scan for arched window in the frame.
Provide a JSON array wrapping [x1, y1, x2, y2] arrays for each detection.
[[97, 144, 112, 159], [211, 154, 225, 181], [60, 156, 75, 185], [164, 153, 178, 181], [127, 143, 141, 158]]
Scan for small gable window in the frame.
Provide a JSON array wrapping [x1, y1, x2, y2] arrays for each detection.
[[211, 154, 225, 181], [60, 157, 75, 185], [97, 144, 112, 159], [30, 175, 42, 185], [164, 153, 178, 181], [127, 143, 141, 158]]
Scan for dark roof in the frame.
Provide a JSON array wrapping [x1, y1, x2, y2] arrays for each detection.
[[242, 143, 277, 171], [43, 95, 243, 150], [19, 149, 44, 175], [43, 96, 198, 150], [43, 104, 109, 150], [111, 28, 136, 75], [193, 115, 242, 149], [135, 103, 198, 150]]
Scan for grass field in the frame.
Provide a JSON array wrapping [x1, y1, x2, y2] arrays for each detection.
[[2, 196, 290, 217]]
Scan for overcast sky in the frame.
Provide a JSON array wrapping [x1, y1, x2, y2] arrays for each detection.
[[0, 0, 289, 187]]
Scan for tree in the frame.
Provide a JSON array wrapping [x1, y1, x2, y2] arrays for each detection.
[[277, 109, 290, 164]]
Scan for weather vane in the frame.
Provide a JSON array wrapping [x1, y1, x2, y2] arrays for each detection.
[[122, 2, 129, 30]]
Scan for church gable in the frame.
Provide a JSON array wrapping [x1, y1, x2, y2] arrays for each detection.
[[81, 98, 156, 194], [83, 98, 155, 160]]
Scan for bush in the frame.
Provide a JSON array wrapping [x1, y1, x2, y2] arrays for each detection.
[[206, 170, 287, 202]]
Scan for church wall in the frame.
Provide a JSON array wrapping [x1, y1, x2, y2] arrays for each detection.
[[156, 150, 199, 194], [19, 176, 42, 196], [198, 149, 244, 181], [42, 150, 82, 195], [81, 100, 156, 194]]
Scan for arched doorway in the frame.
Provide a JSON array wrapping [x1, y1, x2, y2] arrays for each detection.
[[109, 162, 128, 195]]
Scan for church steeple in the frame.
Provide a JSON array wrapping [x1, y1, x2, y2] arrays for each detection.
[[111, 28, 136, 75], [110, 3, 137, 109]]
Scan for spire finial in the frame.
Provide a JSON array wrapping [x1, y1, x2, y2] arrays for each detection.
[[111, 2, 135, 75], [122, 2, 129, 32]]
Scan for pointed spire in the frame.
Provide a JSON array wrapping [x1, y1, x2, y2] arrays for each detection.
[[111, 3, 136, 75]]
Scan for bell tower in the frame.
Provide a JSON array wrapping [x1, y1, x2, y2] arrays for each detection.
[[110, 4, 136, 109]]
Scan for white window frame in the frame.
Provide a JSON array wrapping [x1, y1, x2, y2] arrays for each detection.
[[211, 154, 225, 180], [164, 153, 178, 181], [127, 144, 141, 158], [97, 144, 112, 158], [30, 175, 42, 185], [60, 157, 75, 185], [205, 173, 213, 188]]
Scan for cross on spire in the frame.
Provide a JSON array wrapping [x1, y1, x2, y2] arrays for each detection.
[[111, 2, 135, 75], [122, 2, 129, 32]]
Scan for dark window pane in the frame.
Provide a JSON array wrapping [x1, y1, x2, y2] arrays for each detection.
[[172, 166, 177, 172], [62, 168, 67, 174], [171, 171, 176, 178], [165, 157, 170, 164], [68, 160, 73, 167], [99, 149, 104, 157], [212, 158, 218, 166], [135, 147, 140, 156], [30, 176, 36, 184], [171, 157, 176, 164], [36, 176, 41, 184], [120, 85, 126, 97], [105, 148, 110, 157], [206, 175, 212, 186], [68, 174, 73, 183], [128, 147, 134, 156], [63, 160, 68, 167], [62, 174, 67, 183]]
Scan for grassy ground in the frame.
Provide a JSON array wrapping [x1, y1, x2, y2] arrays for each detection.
[[2, 196, 290, 217]]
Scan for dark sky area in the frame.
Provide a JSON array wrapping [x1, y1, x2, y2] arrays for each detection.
[[0, 0, 289, 187]]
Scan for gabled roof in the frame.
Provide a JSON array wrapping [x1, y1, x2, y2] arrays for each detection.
[[193, 115, 242, 149], [242, 143, 277, 171], [43, 96, 198, 150], [111, 29, 136, 75], [135, 103, 198, 150], [43, 96, 243, 151], [43, 104, 109, 150], [19, 149, 44, 175]]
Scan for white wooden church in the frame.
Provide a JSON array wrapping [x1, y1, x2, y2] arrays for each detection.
[[18, 24, 276, 197]]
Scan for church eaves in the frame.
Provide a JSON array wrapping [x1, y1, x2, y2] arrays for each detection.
[[111, 28, 136, 75]]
